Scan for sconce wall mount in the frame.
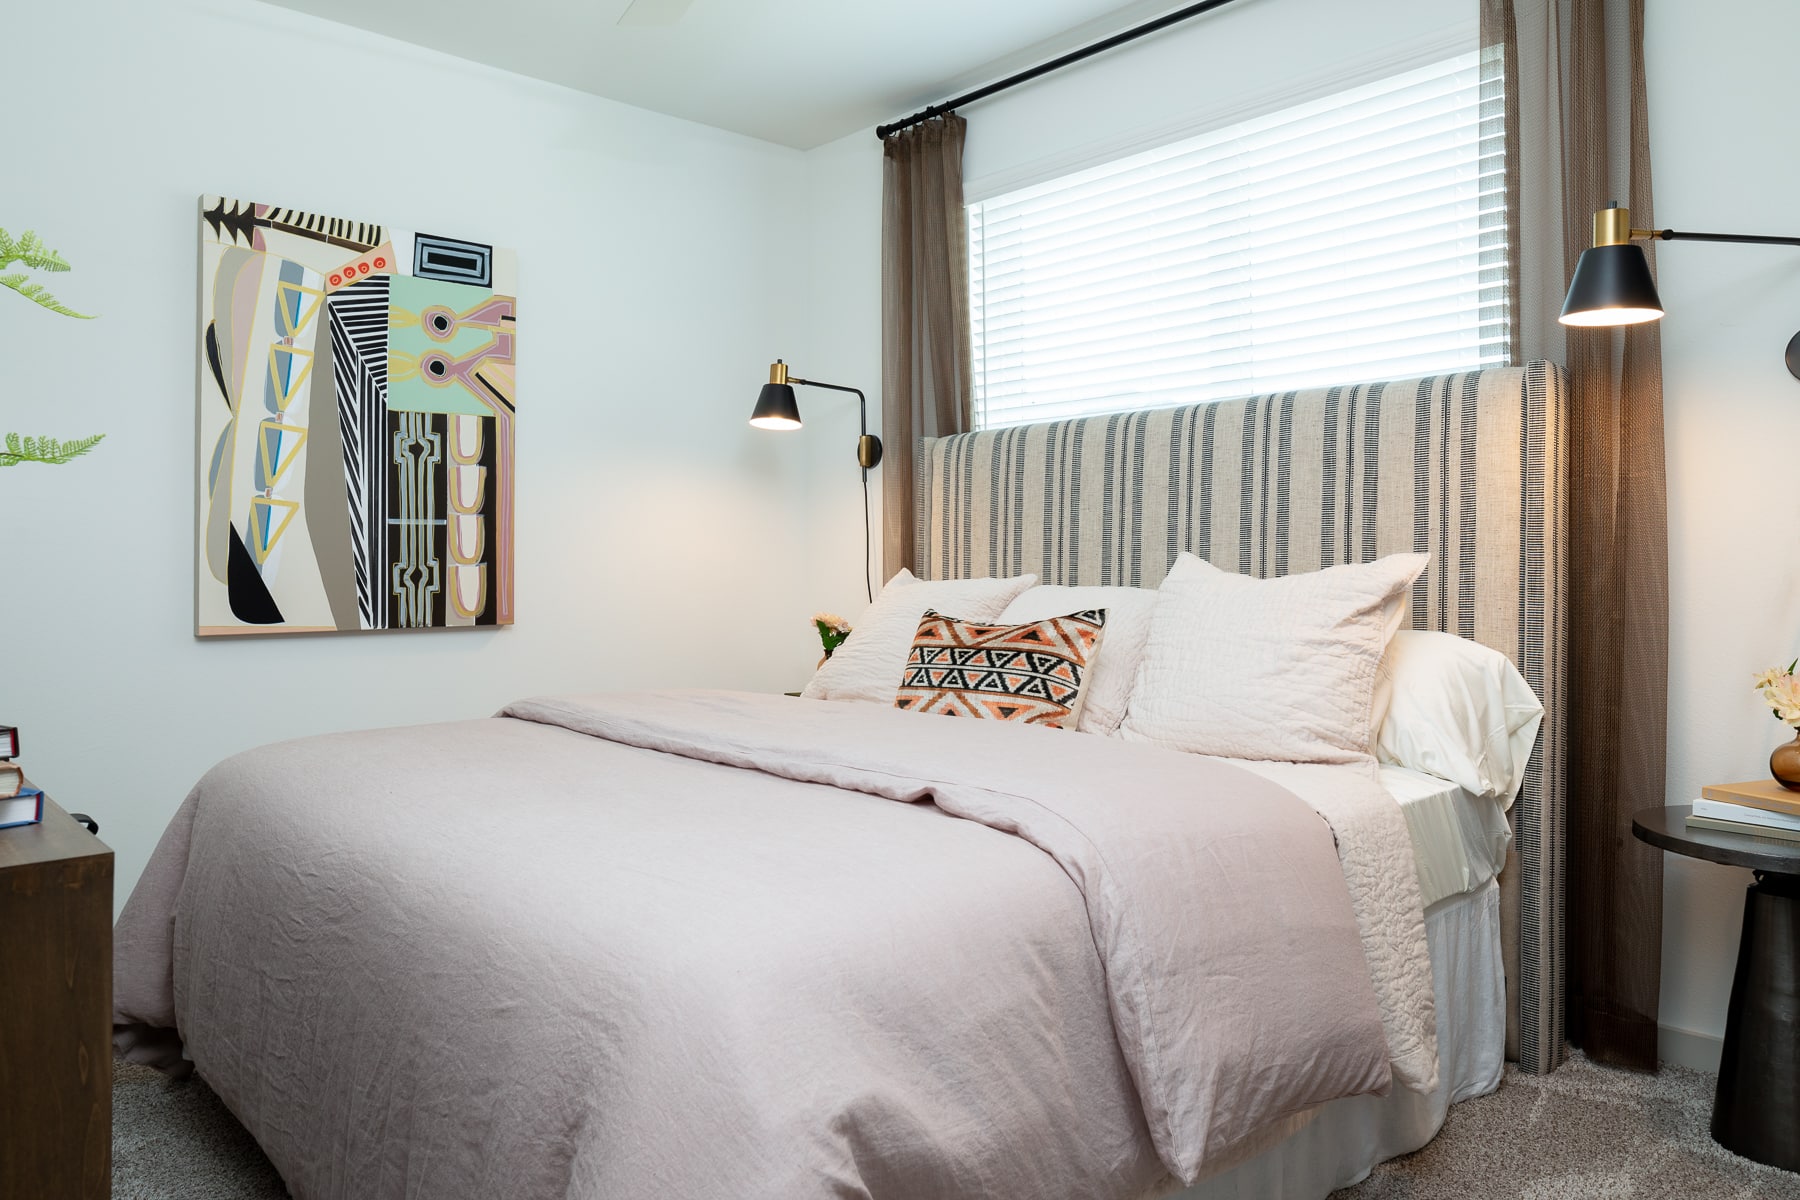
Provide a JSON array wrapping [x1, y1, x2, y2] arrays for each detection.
[[751, 359, 883, 469], [748, 358, 883, 603], [1561, 204, 1800, 381]]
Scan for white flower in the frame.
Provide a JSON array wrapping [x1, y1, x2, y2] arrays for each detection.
[[1756, 667, 1800, 727]]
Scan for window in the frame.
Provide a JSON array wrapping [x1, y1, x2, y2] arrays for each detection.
[[967, 50, 1508, 429]]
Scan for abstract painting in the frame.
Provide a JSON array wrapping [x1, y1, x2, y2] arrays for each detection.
[[196, 196, 515, 635]]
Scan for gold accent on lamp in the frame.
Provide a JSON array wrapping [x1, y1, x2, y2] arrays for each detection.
[[1592, 204, 1637, 247]]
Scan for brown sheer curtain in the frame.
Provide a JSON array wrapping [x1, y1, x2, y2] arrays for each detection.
[[881, 115, 973, 579], [1485, 0, 1667, 1072]]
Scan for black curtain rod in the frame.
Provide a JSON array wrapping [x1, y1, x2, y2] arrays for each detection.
[[875, 0, 1250, 141]]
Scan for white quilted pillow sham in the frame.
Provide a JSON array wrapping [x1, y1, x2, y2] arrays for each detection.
[[1118, 552, 1427, 763], [998, 585, 1159, 737], [802, 569, 1037, 705]]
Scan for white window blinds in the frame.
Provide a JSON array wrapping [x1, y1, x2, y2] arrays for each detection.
[[968, 50, 1508, 429]]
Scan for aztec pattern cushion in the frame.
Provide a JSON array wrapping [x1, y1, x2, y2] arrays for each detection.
[[894, 609, 1107, 727]]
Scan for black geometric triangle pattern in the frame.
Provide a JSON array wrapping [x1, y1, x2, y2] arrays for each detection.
[[891, 608, 1107, 728]]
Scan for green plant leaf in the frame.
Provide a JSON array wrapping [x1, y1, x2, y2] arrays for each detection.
[[0, 432, 105, 467], [0, 228, 74, 273], [2, 225, 105, 471], [0, 273, 94, 318]]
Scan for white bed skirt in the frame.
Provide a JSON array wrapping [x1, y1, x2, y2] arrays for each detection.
[[1169, 879, 1506, 1200]]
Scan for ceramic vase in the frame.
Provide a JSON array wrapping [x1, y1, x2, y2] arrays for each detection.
[[1772, 730, 1800, 792]]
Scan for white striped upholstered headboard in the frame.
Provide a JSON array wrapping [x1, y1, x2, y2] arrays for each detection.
[[915, 361, 1567, 1075]]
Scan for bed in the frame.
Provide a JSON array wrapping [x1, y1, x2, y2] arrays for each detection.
[[114, 361, 1567, 1200]]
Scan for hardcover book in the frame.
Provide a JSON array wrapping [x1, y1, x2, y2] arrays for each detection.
[[0, 787, 43, 830], [1687, 812, 1800, 845], [1700, 779, 1800, 818], [1692, 796, 1800, 831]]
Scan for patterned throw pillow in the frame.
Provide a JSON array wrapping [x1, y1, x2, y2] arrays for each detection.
[[894, 609, 1108, 727]]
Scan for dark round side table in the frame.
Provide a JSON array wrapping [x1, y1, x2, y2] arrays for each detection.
[[1634, 804, 1800, 1171]]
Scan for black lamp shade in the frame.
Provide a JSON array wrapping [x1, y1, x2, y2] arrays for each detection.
[[1560, 242, 1665, 327], [749, 383, 802, 430]]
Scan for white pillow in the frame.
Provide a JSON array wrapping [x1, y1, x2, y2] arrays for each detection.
[[1118, 552, 1427, 763], [802, 569, 1037, 705], [998, 585, 1158, 737], [1374, 630, 1544, 808]]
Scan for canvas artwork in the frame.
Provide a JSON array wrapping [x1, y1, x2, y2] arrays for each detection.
[[195, 196, 516, 635]]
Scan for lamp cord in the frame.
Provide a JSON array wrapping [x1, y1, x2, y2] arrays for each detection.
[[862, 468, 874, 603]]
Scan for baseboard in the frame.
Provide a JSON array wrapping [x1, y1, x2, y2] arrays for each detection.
[[1658, 1023, 1723, 1073]]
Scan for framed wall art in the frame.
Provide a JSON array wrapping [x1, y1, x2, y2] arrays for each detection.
[[196, 196, 515, 635]]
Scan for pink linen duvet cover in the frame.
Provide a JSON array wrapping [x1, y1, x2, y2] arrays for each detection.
[[114, 690, 1434, 1200]]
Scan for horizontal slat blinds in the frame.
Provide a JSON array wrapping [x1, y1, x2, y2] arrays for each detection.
[[969, 50, 1508, 429]]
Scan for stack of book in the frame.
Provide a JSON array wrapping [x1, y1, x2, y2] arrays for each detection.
[[1689, 780, 1800, 842], [0, 725, 41, 830]]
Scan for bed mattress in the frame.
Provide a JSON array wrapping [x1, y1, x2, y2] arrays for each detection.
[[1381, 765, 1513, 908]]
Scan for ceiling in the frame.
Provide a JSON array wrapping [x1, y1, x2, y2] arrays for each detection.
[[264, 0, 1191, 149]]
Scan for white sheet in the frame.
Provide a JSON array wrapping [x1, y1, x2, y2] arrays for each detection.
[[1216, 757, 1509, 911], [1170, 879, 1506, 1199], [1381, 764, 1513, 907]]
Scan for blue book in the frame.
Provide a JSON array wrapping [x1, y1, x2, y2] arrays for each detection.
[[0, 786, 43, 830]]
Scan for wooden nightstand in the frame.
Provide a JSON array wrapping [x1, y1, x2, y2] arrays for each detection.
[[0, 793, 113, 1199]]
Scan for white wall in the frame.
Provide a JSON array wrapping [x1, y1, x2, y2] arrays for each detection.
[[799, 129, 887, 623], [798, 0, 1795, 1069], [1646, 0, 1800, 1071], [0, 0, 820, 907]]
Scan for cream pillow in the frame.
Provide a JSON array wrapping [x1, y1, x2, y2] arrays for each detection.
[[1374, 630, 1545, 808], [1118, 552, 1427, 763], [999, 585, 1159, 737], [802, 569, 1037, 705]]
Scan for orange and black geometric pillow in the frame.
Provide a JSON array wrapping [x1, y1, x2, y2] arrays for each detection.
[[893, 608, 1107, 728]]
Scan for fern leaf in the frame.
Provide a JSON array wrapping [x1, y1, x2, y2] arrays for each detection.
[[0, 432, 105, 467], [0, 228, 72, 273], [49, 433, 104, 462], [10, 231, 70, 273], [0, 274, 94, 318]]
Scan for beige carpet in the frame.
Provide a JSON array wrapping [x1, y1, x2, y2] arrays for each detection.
[[1333, 1052, 1800, 1199], [115, 1052, 1800, 1198], [114, 1062, 285, 1200]]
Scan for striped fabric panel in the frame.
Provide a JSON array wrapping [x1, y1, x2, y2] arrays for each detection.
[[915, 362, 1569, 1076]]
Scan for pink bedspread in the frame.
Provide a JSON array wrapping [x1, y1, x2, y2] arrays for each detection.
[[115, 690, 1425, 1199]]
